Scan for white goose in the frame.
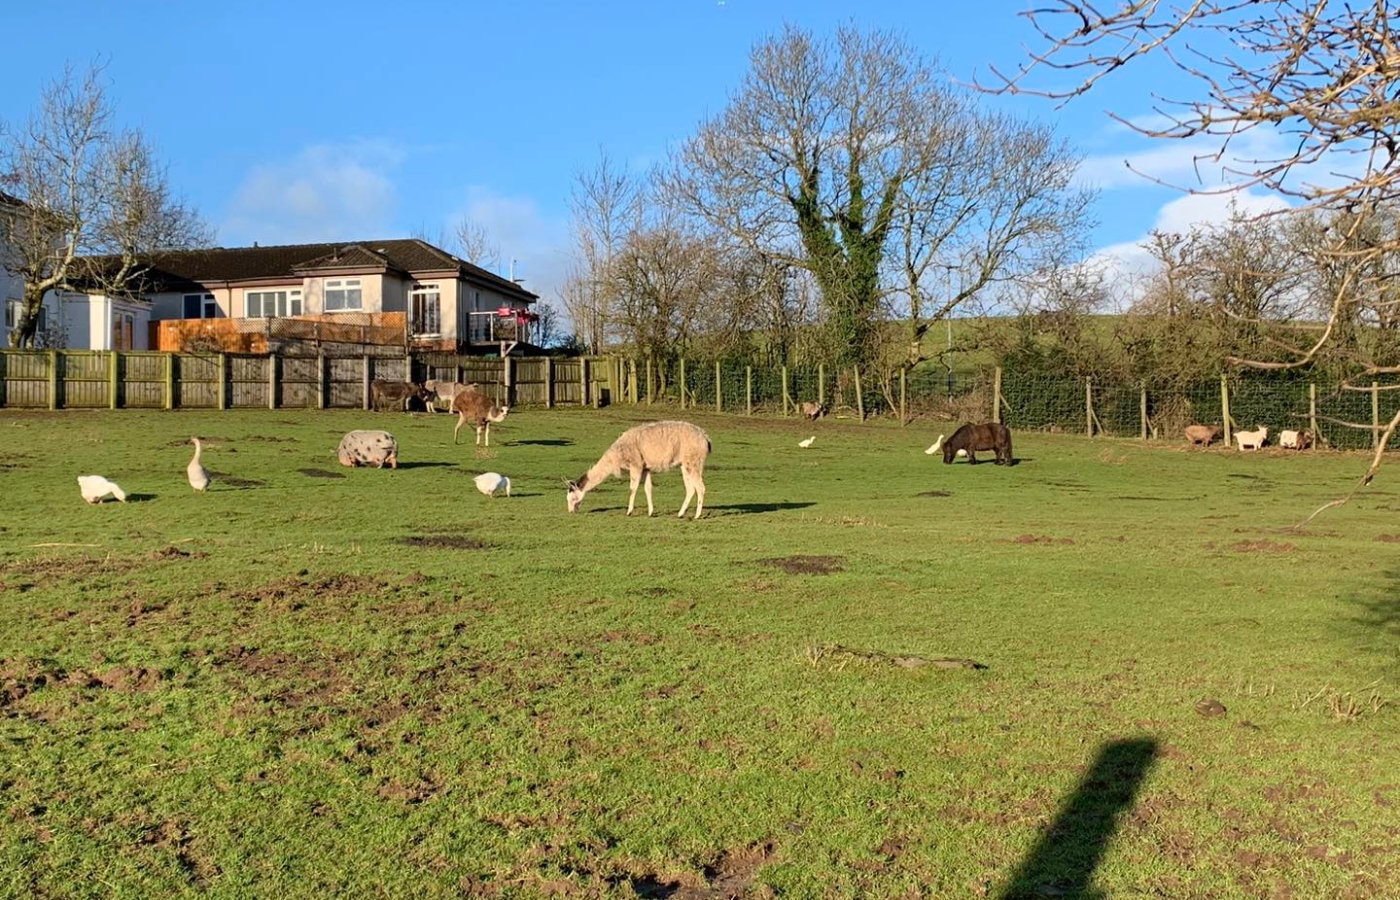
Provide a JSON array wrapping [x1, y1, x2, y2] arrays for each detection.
[[78, 475, 126, 504], [187, 437, 211, 492], [798, 436, 815, 449], [474, 472, 511, 497]]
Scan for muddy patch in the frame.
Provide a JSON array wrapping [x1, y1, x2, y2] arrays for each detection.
[[625, 840, 776, 900], [232, 574, 390, 607], [297, 468, 346, 479], [1377, 534, 1400, 544], [149, 545, 209, 561], [1002, 534, 1075, 545], [208, 471, 265, 488], [759, 555, 844, 575], [166, 437, 226, 447], [141, 819, 221, 888], [246, 435, 297, 443], [915, 490, 952, 498], [397, 535, 491, 550], [1231, 540, 1296, 553]]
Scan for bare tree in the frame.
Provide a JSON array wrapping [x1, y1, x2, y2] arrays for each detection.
[[1, 65, 211, 347], [566, 150, 642, 354], [452, 217, 500, 271]]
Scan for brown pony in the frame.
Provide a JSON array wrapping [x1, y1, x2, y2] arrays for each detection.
[[943, 422, 1013, 465]]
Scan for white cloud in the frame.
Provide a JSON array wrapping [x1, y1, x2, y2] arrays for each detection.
[[1078, 124, 1295, 192], [442, 187, 572, 305], [220, 142, 404, 246]]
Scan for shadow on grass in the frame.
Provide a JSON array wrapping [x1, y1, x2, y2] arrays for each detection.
[[998, 737, 1158, 900], [396, 461, 458, 469], [708, 502, 816, 514], [124, 493, 157, 502], [512, 439, 574, 447], [1347, 568, 1400, 657]]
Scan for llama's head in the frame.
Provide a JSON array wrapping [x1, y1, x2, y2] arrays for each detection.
[[565, 477, 586, 513], [490, 406, 510, 424]]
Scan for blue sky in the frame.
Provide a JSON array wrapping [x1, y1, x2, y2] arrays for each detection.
[[0, 1, 1284, 308]]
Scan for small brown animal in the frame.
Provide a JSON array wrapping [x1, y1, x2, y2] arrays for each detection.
[[450, 386, 509, 446], [371, 379, 433, 413], [943, 422, 1013, 466], [1184, 424, 1223, 446], [799, 401, 824, 420]]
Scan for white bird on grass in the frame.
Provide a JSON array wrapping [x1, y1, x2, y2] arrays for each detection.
[[798, 436, 815, 449], [187, 437, 211, 492], [78, 475, 127, 504], [474, 472, 511, 497], [925, 434, 945, 455]]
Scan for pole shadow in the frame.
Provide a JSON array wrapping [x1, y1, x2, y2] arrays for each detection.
[[396, 461, 458, 469], [998, 737, 1158, 900]]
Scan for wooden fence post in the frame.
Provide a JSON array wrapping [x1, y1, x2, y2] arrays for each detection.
[[645, 357, 653, 405], [363, 354, 372, 410], [1220, 374, 1231, 448], [504, 355, 514, 407], [1085, 376, 1093, 438], [715, 360, 723, 412], [544, 357, 553, 409], [746, 365, 753, 416], [992, 367, 1002, 424], [404, 352, 413, 387], [164, 353, 174, 410], [579, 357, 588, 407], [1309, 382, 1318, 446], [1139, 382, 1147, 440], [629, 359, 638, 404], [108, 350, 119, 410], [268, 352, 278, 410], [781, 365, 789, 415], [316, 351, 326, 410], [47, 349, 58, 410], [680, 358, 687, 409], [899, 367, 907, 424], [818, 363, 826, 409], [218, 353, 228, 411], [1373, 381, 1381, 449], [854, 367, 865, 421]]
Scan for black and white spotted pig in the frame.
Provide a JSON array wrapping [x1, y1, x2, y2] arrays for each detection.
[[337, 430, 399, 469]]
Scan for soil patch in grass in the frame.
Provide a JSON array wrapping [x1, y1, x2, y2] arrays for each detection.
[[208, 471, 265, 488], [0, 553, 141, 590], [915, 490, 952, 498], [1377, 534, 1400, 543], [397, 535, 491, 550], [149, 545, 209, 561], [1003, 534, 1075, 545], [627, 840, 776, 900], [1231, 540, 1296, 553], [232, 574, 390, 606], [760, 555, 844, 575], [298, 468, 346, 479]]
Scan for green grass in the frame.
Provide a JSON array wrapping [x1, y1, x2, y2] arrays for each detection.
[[1, 406, 1398, 899]]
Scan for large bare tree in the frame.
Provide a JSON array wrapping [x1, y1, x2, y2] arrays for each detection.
[[1, 65, 210, 347], [987, 0, 1400, 514], [671, 25, 1091, 367], [564, 150, 642, 354]]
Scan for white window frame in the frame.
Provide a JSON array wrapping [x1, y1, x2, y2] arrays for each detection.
[[410, 283, 441, 337], [324, 278, 363, 312], [3, 299, 17, 329], [245, 289, 303, 318], [183, 292, 216, 319]]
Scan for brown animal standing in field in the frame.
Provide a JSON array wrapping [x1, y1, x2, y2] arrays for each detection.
[[450, 387, 509, 446], [799, 401, 824, 420], [371, 379, 433, 413], [943, 422, 1014, 465], [1184, 424, 1223, 446], [566, 421, 711, 518]]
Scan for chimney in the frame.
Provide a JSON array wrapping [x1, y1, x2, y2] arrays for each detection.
[[253, 241, 259, 248]]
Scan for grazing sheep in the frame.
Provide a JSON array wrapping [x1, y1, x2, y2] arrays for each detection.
[[1279, 429, 1313, 450], [187, 437, 211, 492], [799, 401, 824, 420], [474, 472, 511, 497], [337, 430, 399, 469], [371, 379, 433, 413], [1184, 424, 1223, 446], [450, 387, 509, 446], [566, 420, 711, 519], [943, 422, 1013, 465], [78, 475, 126, 504], [798, 436, 815, 448], [423, 379, 476, 414], [1234, 425, 1269, 451]]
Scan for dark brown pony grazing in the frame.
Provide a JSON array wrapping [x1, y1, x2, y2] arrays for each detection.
[[943, 422, 1013, 465]]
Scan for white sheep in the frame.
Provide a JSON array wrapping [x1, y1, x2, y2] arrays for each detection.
[[566, 420, 711, 518], [78, 475, 126, 504], [1235, 425, 1269, 451], [474, 472, 511, 497]]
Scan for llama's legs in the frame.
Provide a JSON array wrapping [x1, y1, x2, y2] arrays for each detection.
[[627, 468, 642, 515], [692, 474, 705, 519], [643, 470, 655, 516], [678, 470, 695, 518], [476, 423, 484, 446], [453, 415, 464, 445]]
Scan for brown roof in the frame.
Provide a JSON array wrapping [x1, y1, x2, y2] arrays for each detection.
[[91, 239, 537, 301]]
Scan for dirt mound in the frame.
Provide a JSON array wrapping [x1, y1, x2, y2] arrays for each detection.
[[232, 574, 389, 606], [759, 555, 844, 575], [397, 535, 491, 550], [149, 546, 209, 561]]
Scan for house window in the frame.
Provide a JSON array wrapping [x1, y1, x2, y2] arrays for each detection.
[[183, 293, 216, 318], [246, 289, 302, 318], [112, 312, 135, 350], [410, 283, 441, 336], [324, 278, 362, 311]]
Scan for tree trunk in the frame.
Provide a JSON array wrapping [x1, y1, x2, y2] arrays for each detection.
[[9, 285, 48, 348]]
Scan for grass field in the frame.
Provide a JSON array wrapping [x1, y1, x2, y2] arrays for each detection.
[[2, 406, 1398, 899]]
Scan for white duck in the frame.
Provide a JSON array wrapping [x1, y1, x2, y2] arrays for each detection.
[[798, 436, 815, 449], [474, 472, 511, 497], [925, 434, 945, 455], [78, 475, 127, 504], [187, 437, 211, 492]]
